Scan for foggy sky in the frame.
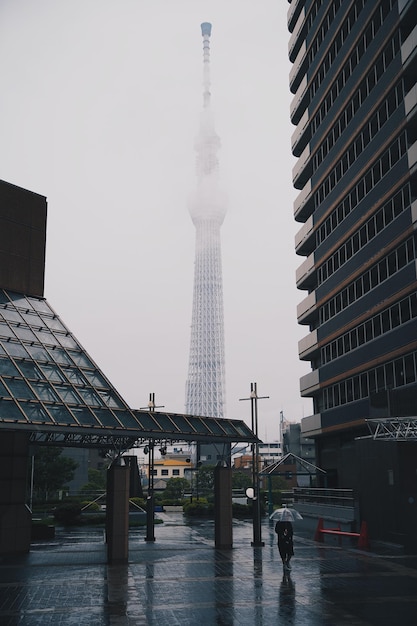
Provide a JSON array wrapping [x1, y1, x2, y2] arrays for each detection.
[[0, 0, 313, 440]]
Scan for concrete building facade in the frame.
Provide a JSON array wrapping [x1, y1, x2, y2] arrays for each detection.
[[289, 0, 417, 549]]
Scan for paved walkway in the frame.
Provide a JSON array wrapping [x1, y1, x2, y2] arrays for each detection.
[[0, 514, 416, 625]]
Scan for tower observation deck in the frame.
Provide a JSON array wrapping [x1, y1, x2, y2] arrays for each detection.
[[185, 22, 227, 420]]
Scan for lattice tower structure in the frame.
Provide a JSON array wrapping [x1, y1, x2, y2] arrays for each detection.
[[185, 23, 227, 419]]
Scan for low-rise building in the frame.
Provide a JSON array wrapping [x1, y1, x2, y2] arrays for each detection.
[[152, 459, 190, 482]]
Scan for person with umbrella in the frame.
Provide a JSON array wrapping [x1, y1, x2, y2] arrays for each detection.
[[271, 507, 302, 571], [275, 518, 294, 570]]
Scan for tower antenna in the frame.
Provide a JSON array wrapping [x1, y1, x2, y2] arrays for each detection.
[[201, 22, 212, 109], [185, 23, 227, 425]]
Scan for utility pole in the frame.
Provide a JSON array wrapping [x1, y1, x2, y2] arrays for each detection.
[[240, 382, 269, 547]]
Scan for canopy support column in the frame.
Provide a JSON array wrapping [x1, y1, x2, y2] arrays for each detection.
[[0, 432, 31, 555], [106, 461, 130, 564], [214, 464, 233, 549]]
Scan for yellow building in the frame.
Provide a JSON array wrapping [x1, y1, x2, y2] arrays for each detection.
[[151, 459, 192, 487]]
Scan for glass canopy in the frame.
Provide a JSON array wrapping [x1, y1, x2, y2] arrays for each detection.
[[0, 289, 256, 449]]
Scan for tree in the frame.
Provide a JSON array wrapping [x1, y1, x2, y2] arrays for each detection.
[[232, 471, 252, 491], [87, 468, 106, 489], [195, 465, 215, 496], [163, 477, 190, 501], [80, 468, 107, 497], [270, 475, 288, 490], [33, 447, 78, 502]]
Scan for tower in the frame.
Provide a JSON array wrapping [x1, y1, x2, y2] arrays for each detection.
[[185, 23, 227, 427]]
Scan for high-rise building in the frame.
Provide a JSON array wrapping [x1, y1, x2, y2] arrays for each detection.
[[289, 0, 417, 547], [185, 23, 227, 425]]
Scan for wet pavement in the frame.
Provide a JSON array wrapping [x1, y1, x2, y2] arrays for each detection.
[[0, 513, 416, 625]]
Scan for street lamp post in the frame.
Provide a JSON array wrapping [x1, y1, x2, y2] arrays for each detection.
[[145, 440, 155, 542], [141, 393, 164, 543], [240, 382, 269, 547]]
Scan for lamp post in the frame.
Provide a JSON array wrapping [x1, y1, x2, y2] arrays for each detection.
[[141, 393, 164, 543], [145, 440, 155, 542], [240, 382, 269, 547]]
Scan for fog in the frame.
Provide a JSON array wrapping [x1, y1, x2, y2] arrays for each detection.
[[0, 0, 313, 440]]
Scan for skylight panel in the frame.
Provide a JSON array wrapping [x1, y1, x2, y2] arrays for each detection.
[[31, 381, 60, 402], [0, 357, 20, 376], [47, 404, 77, 425], [26, 345, 50, 362], [3, 342, 30, 358], [71, 406, 98, 426], [21, 403, 52, 423], [5, 379, 36, 400], [0, 398, 25, 421]]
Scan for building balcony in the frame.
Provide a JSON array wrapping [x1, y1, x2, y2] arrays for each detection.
[[289, 41, 307, 94], [401, 23, 417, 66], [290, 75, 308, 125], [298, 329, 318, 361], [300, 369, 320, 397], [407, 140, 417, 170], [291, 109, 310, 157], [399, 0, 414, 13], [287, 0, 304, 33], [405, 83, 417, 116], [288, 8, 306, 62], [295, 215, 314, 255], [293, 180, 312, 222], [301, 413, 322, 438], [296, 253, 315, 289], [411, 199, 417, 225], [297, 291, 317, 324], [292, 143, 311, 190]]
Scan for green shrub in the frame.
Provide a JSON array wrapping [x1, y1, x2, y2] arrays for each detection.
[[80, 500, 101, 512], [265, 490, 283, 506], [232, 503, 252, 518], [183, 500, 213, 517], [129, 497, 146, 510], [80, 513, 105, 526], [160, 498, 184, 506], [53, 503, 82, 525]]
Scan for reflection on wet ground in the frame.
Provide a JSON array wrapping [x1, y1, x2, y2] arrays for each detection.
[[0, 514, 416, 625]]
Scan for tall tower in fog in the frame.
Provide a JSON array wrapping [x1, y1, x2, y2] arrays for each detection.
[[185, 22, 227, 421]]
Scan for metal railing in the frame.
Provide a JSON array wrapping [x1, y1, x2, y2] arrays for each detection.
[[293, 488, 354, 508]]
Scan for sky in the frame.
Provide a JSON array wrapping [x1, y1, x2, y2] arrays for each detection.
[[0, 0, 313, 441]]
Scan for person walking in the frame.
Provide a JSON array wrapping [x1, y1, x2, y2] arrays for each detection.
[[275, 520, 294, 571]]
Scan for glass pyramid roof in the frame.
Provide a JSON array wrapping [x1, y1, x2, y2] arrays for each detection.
[[0, 289, 256, 449]]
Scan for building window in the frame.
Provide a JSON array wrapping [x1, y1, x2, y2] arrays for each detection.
[[321, 350, 417, 410], [319, 235, 416, 326], [161, 469, 168, 476], [314, 127, 407, 214], [317, 163, 408, 256], [321, 290, 417, 365], [172, 469, 180, 476], [310, 2, 397, 139], [308, 0, 367, 103]]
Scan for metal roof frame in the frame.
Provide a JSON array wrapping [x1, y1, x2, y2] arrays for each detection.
[[365, 417, 417, 441], [0, 289, 257, 453], [260, 452, 326, 476]]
